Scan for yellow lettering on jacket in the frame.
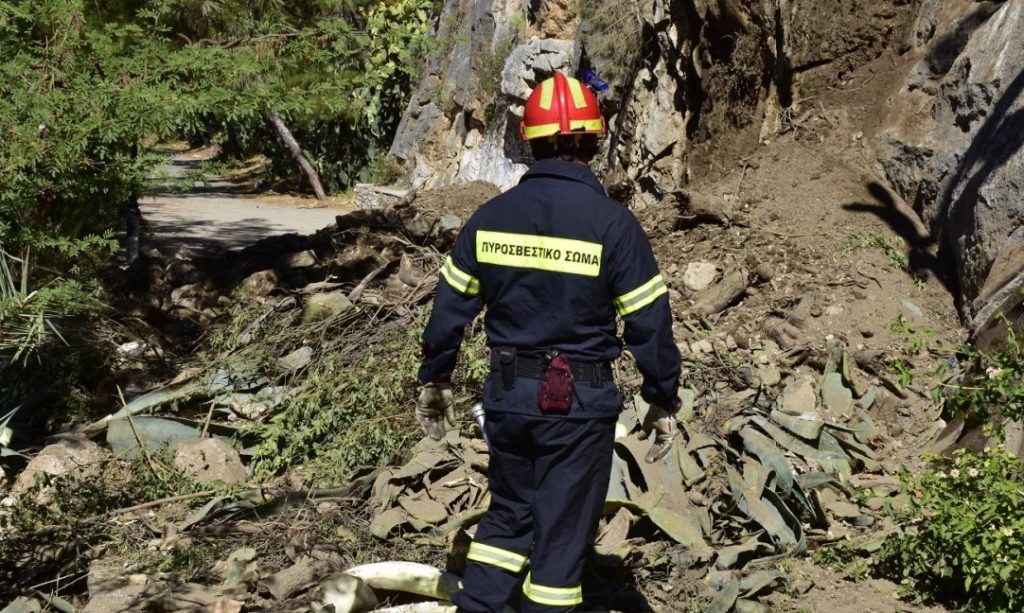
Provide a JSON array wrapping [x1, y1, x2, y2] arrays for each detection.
[[476, 231, 602, 277]]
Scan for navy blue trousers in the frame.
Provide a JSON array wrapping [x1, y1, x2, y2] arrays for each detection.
[[452, 411, 617, 613]]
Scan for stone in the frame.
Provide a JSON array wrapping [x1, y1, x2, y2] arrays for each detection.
[[83, 557, 148, 613], [682, 262, 718, 292], [826, 501, 862, 520], [758, 367, 782, 387], [354, 184, 409, 210], [780, 376, 817, 414], [820, 372, 854, 414], [301, 291, 354, 323], [277, 249, 317, 269], [13, 436, 112, 497], [174, 438, 248, 485], [240, 269, 280, 297], [170, 283, 203, 308], [690, 339, 714, 354], [279, 346, 314, 371]]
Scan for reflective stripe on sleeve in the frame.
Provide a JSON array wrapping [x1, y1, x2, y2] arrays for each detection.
[[476, 230, 603, 277], [439, 256, 480, 296], [466, 541, 528, 573], [613, 274, 668, 316], [522, 573, 583, 606]]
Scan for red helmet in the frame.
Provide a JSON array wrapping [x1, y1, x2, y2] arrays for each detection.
[[520, 72, 607, 141]]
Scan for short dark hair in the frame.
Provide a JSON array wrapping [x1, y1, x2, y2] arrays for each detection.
[[529, 134, 600, 162]]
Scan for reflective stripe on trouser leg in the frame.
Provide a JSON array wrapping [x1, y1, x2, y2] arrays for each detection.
[[466, 541, 527, 573], [452, 410, 536, 613], [520, 414, 617, 613], [523, 573, 582, 607]]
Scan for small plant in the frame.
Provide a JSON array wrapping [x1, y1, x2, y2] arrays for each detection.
[[888, 358, 914, 389], [366, 155, 407, 185], [877, 447, 1024, 611], [889, 315, 936, 356], [844, 234, 910, 272], [813, 541, 870, 581], [938, 320, 1024, 428]]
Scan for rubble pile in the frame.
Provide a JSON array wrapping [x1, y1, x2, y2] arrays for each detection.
[[364, 333, 926, 610]]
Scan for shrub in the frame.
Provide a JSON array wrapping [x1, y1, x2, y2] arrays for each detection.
[[939, 320, 1024, 427], [878, 447, 1024, 611]]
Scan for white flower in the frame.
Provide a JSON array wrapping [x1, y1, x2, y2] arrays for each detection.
[[1003, 527, 1015, 538], [937, 471, 947, 478], [968, 468, 980, 478], [950, 469, 961, 478], [986, 367, 1004, 379]]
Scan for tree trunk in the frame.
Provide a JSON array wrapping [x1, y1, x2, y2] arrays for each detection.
[[265, 110, 328, 201]]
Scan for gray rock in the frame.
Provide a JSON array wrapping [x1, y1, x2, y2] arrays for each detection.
[[388, 0, 538, 191], [876, 0, 1024, 329], [279, 346, 314, 371], [240, 269, 280, 297], [758, 367, 782, 387], [174, 438, 248, 485], [440, 214, 464, 232], [302, 291, 354, 323], [780, 376, 817, 414], [13, 436, 112, 496], [354, 184, 409, 210], [277, 249, 317, 269], [682, 262, 718, 292]]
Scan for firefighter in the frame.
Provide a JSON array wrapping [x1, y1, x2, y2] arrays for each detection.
[[414, 71, 682, 612]]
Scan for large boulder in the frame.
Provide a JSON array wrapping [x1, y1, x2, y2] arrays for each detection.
[[875, 0, 1024, 340], [389, 0, 536, 191]]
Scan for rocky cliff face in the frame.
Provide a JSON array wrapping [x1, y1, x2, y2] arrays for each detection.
[[391, 0, 1022, 343], [875, 0, 1023, 346]]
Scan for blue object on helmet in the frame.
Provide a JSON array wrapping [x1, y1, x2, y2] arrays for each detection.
[[582, 70, 610, 95]]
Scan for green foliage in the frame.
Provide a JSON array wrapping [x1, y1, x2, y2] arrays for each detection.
[[878, 448, 1024, 611], [366, 155, 408, 185], [249, 312, 488, 485], [844, 234, 910, 271], [937, 321, 1024, 428]]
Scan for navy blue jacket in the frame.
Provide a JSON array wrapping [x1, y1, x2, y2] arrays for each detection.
[[418, 159, 681, 418]]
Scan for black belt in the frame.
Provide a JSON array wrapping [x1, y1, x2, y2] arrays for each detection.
[[513, 355, 613, 386]]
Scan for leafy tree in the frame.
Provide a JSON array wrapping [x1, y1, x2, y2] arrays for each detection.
[[0, 0, 440, 410]]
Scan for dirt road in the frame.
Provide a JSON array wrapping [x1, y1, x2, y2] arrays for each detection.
[[141, 193, 342, 253], [139, 149, 345, 254]]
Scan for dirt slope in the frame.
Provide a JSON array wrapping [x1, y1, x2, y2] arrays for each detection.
[[640, 53, 959, 612]]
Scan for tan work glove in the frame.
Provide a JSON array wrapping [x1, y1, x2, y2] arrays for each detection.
[[637, 402, 677, 463], [415, 382, 456, 441]]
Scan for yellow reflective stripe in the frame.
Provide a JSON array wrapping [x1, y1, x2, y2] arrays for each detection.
[[476, 230, 603, 277], [522, 573, 583, 606], [566, 78, 588, 109], [569, 118, 604, 132], [466, 542, 528, 573], [539, 79, 554, 110], [614, 274, 668, 316], [523, 120, 604, 139], [440, 256, 480, 296], [522, 121, 560, 140]]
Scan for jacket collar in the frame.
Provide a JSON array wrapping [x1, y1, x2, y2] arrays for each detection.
[[520, 159, 608, 196]]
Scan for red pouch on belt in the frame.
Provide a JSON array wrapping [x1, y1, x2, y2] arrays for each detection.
[[537, 353, 574, 413]]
